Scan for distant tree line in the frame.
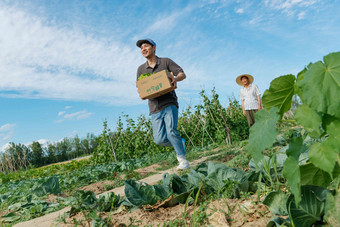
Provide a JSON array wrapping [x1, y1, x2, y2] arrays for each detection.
[[0, 134, 98, 172], [1, 89, 250, 173]]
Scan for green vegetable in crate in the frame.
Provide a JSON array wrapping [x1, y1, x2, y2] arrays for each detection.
[[138, 73, 152, 81], [138, 70, 169, 81]]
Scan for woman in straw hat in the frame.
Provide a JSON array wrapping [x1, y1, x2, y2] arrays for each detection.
[[236, 74, 262, 127]]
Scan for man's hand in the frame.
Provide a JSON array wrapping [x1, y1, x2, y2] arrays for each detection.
[[168, 73, 178, 89], [243, 110, 246, 116]]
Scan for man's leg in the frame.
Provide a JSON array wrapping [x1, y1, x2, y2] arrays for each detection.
[[163, 105, 186, 157], [151, 109, 171, 147], [245, 109, 257, 127]]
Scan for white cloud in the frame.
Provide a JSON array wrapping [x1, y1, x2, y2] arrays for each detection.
[[25, 139, 50, 148], [138, 6, 193, 38], [0, 4, 142, 105], [263, 0, 318, 19], [236, 8, 244, 14], [1, 143, 12, 152], [57, 110, 93, 123], [297, 11, 306, 20], [58, 111, 66, 116], [0, 123, 16, 141]]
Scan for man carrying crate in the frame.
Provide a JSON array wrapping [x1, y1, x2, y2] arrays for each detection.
[[136, 38, 190, 170]]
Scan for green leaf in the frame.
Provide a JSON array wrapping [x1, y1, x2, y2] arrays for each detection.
[[124, 180, 157, 207], [153, 173, 172, 200], [262, 191, 289, 215], [262, 74, 296, 116], [297, 51, 340, 118], [32, 176, 61, 196], [286, 136, 307, 161], [246, 107, 280, 164], [323, 114, 340, 138], [325, 192, 340, 226], [283, 157, 301, 205], [97, 192, 120, 212], [288, 185, 331, 227], [294, 68, 307, 98], [294, 104, 322, 138], [171, 174, 194, 194], [266, 216, 291, 227], [309, 137, 339, 176], [299, 163, 332, 187], [1, 212, 21, 223]]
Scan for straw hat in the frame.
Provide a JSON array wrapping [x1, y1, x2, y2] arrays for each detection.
[[236, 74, 254, 86]]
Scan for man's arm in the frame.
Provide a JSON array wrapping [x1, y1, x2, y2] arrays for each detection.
[[241, 99, 246, 116], [169, 72, 186, 88], [257, 95, 262, 110]]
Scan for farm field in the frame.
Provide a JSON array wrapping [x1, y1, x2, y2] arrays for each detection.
[[7, 143, 272, 227], [1, 52, 340, 227]]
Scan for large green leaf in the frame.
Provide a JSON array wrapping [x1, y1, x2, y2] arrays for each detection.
[[124, 180, 158, 207], [262, 74, 296, 116], [294, 104, 323, 138], [32, 176, 61, 196], [97, 192, 120, 212], [283, 157, 301, 205], [246, 107, 280, 164], [299, 163, 332, 187], [288, 185, 331, 227], [294, 68, 307, 99], [153, 173, 172, 200], [171, 174, 195, 194], [323, 114, 340, 138], [1, 212, 21, 223], [309, 136, 339, 176], [285, 136, 307, 161], [262, 191, 289, 215], [325, 192, 340, 226], [266, 217, 291, 227], [297, 51, 340, 118]]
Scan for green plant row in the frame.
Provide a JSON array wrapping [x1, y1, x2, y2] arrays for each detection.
[[246, 51, 340, 226], [61, 161, 257, 226], [92, 94, 249, 164]]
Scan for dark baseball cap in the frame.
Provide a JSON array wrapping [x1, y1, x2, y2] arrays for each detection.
[[136, 38, 156, 47]]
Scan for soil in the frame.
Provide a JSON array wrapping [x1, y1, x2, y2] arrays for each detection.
[[14, 153, 272, 227], [59, 195, 271, 227], [78, 180, 114, 194]]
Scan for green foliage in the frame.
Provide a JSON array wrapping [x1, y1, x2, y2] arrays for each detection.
[[246, 107, 280, 163], [69, 190, 120, 214], [287, 185, 331, 227], [297, 52, 340, 118], [294, 104, 323, 137], [262, 74, 296, 117], [91, 120, 116, 164], [262, 191, 289, 216], [123, 180, 159, 207], [31, 176, 61, 196], [248, 51, 340, 226], [325, 191, 340, 226], [121, 161, 254, 211], [90, 89, 248, 164]]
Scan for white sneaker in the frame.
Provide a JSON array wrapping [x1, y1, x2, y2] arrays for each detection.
[[177, 156, 190, 170]]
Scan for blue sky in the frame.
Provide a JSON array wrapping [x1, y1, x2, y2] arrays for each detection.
[[1, 0, 340, 151]]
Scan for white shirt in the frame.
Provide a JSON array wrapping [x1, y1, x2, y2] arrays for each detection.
[[240, 84, 261, 110]]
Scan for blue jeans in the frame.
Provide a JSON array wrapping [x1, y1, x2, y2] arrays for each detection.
[[151, 105, 186, 157]]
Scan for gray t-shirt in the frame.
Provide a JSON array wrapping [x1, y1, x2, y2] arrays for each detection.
[[137, 57, 183, 114]]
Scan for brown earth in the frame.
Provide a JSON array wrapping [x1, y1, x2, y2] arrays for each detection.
[[14, 153, 272, 227]]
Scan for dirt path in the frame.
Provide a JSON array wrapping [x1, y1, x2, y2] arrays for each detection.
[[14, 154, 219, 227]]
